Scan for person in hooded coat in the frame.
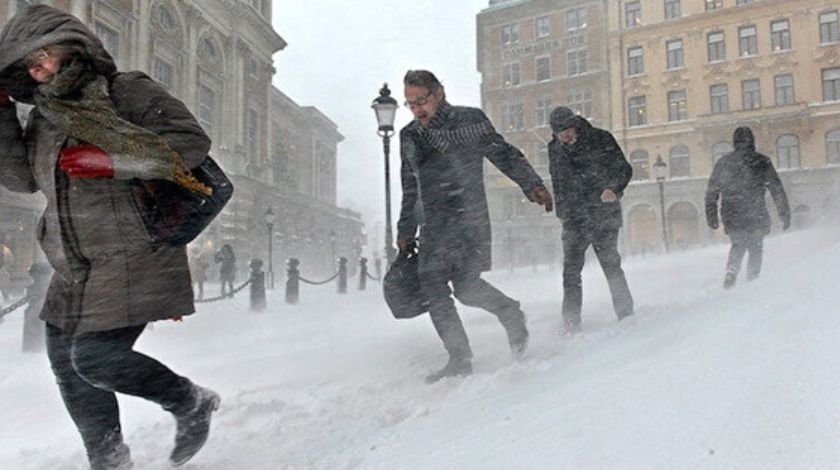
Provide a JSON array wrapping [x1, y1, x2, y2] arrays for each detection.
[[0, 6, 219, 468], [705, 126, 791, 288], [397, 70, 554, 383], [548, 106, 634, 334]]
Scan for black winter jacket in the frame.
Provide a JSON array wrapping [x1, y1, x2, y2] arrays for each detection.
[[705, 129, 790, 234], [397, 102, 544, 273], [548, 117, 632, 232]]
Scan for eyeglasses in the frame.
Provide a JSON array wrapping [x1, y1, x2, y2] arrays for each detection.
[[24, 48, 50, 68], [404, 90, 433, 109]]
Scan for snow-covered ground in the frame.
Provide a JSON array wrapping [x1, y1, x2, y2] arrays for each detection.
[[1, 226, 839, 469]]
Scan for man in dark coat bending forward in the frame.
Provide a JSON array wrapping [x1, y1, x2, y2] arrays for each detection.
[[548, 107, 634, 334], [397, 70, 553, 383]]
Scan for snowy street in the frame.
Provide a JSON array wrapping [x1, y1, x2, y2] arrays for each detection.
[[1, 226, 839, 469]]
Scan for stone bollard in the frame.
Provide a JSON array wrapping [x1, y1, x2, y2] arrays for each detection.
[[249, 259, 266, 312], [286, 258, 300, 305], [22, 262, 52, 353], [337, 257, 348, 294], [358, 257, 368, 291]]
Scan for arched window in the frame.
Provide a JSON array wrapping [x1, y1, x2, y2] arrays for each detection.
[[156, 4, 175, 30], [630, 149, 649, 180], [776, 134, 800, 169], [712, 141, 733, 164], [826, 129, 840, 165], [669, 145, 690, 177]]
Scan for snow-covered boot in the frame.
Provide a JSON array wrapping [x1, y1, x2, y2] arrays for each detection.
[[723, 270, 737, 289], [425, 357, 472, 384], [89, 441, 132, 470], [169, 385, 221, 467]]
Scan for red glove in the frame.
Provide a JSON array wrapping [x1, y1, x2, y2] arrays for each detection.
[[59, 144, 115, 178], [0, 85, 10, 107]]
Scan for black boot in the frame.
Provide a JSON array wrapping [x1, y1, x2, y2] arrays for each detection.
[[169, 385, 221, 467], [425, 357, 472, 384], [723, 270, 737, 289], [88, 429, 132, 470]]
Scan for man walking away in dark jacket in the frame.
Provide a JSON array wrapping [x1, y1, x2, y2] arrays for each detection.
[[705, 126, 791, 289], [548, 107, 634, 335], [0, 6, 219, 468], [398, 70, 553, 383]]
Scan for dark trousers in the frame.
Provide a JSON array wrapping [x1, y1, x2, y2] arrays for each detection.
[[221, 279, 234, 297], [46, 323, 194, 460], [561, 226, 634, 324], [726, 230, 764, 280], [419, 266, 525, 361]]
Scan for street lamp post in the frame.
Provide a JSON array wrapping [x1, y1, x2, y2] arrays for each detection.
[[653, 155, 669, 252], [371, 83, 399, 264], [264, 206, 276, 289], [329, 230, 337, 266], [506, 217, 514, 273]]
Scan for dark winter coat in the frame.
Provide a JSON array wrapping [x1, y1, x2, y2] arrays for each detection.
[[0, 6, 209, 334], [705, 127, 791, 235], [397, 101, 544, 273], [548, 117, 632, 232], [215, 246, 236, 282]]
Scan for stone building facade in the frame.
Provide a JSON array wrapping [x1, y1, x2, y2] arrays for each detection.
[[478, 0, 840, 266], [477, 0, 611, 269], [0, 0, 363, 283]]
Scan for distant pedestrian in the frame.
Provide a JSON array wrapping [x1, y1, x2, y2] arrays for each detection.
[[705, 126, 791, 288], [0, 236, 13, 304], [0, 6, 219, 468], [215, 244, 237, 297], [189, 247, 209, 300], [547, 106, 634, 334], [397, 70, 553, 383]]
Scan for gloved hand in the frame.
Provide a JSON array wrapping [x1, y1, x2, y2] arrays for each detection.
[[397, 238, 416, 254], [59, 144, 115, 178], [0, 85, 11, 107], [782, 217, 791, 231], [529, 186, 554, 212], [707, 217, 719, 230]]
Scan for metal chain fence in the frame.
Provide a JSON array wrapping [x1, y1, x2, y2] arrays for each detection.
[[195, 278, 253, 303], [0, 296, 30, 320]]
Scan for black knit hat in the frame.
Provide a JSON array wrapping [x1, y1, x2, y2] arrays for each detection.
[[550, 106, 577, 133]]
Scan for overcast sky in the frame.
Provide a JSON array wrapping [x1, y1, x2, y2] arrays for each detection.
[[271, 0, 490, 248]]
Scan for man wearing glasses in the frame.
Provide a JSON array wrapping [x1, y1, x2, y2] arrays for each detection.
[[397, 70, 553, 383]]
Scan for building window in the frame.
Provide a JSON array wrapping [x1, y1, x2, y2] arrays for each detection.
[[156, 5, 175, 30], [630, 150, 649, 180], [248, 58, 259, 78], [501, 102, 525, 131], [627, 47, 644, 75], [625, 1, 641, 28], [664, 0, 681, 20], [706, 0, 723, 12], [736, 0, 754, 4], [94, 21, 119, 62], [822, 67, 840, 101], [820, 11, 840, 44], [774, 74, 795, 105], [742, 79, 761, 109], [535, 96, 552, 127], [566, 7, 587, 31], [502, 23, 520, 45], [776, 134, 800, 169], [707, 31, 726, 62], [770, 20, 791, 51], [247, 108, 259, 161], [153, 57, 173, 89], [566, 89, 593, 119], [710, 84, 729, 114], [536, 56, 551, 81], [535, 15, 550, 38], [502, 63, 521, 87], [667, 90, 687, 122], [712, 141, 734, 164], [666, 39, 684, 69], [826, 129, 840, 164], [566, 48, 588, 76], [738, 26, 758, 57], [628, 96, 647, 126], [198, 84, 215, 137], [669, 145, 690, 177]]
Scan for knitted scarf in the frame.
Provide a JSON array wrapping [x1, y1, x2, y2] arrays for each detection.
[[33, 59, 210, 195]]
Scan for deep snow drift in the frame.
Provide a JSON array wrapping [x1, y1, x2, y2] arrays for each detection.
[[1, 226, 839, 469]]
